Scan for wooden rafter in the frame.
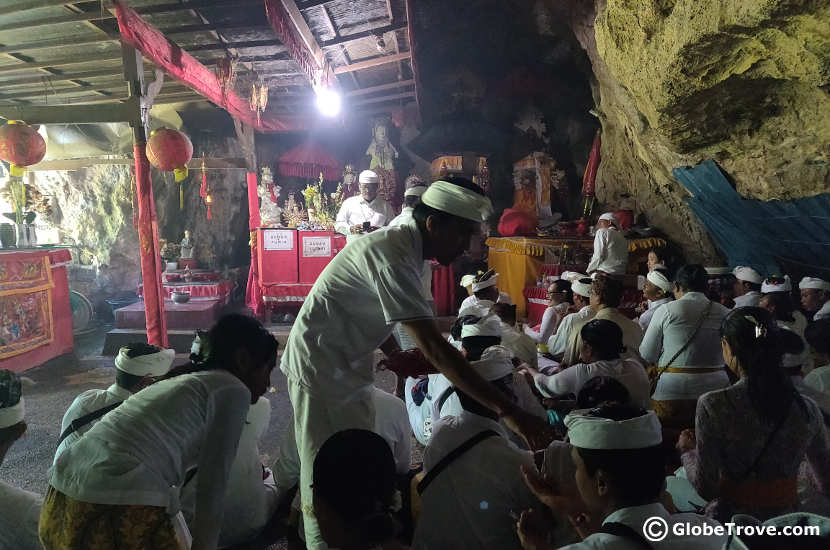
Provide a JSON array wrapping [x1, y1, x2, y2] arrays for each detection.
[[345, 79, 414, 97], [320, 21, 407, 49], [333, 52, 410, 74], [0, 1, 80, 17], [351, 90, 415, 106]]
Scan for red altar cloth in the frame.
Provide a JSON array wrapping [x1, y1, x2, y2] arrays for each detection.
[[0, 248, 73, 373], [137, 280, 234, 302], [432, 265, 455, 316], [523, 286, 549, 326], [261, 283, 313, 302]]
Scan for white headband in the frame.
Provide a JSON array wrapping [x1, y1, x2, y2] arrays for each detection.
[[115, 347, 175, 377], [761, 275, 792, 294], [461, 315, 502, 339], [460, 274, 477, 288], [572, 280, 593, 298], [733, 266, 763, 284], [0, 398, 24, 429], [404, 186, 427, 198], [421, 180, 493, 222], [598, 212, 618, 226], [565, 409, 662, 450], [561, 271, 587, 283], [471, 346, 514, 381], [458, 300, 494, 318], [358, 170, 379, 184], [799, 277, 830, 291], [472, 276, 498, 292], [646, 271, 673, 293]]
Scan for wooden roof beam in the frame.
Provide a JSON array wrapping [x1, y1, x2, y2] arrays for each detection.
[[345, 79, 413, 97], [0, 1, 80, 17], [333, 52, 410, 74], [351, 90, 415, 106], [320, 21, 407, 49], [0, 100, 137, 124]]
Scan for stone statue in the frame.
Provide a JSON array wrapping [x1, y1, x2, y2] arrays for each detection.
[[180, 230, 194, 259], [257, 166, 283, 227], [365, 117, 399, 206], [342, 164, 358, 198]]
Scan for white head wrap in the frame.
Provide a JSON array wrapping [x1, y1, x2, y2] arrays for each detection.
[[733, 266, 763, 284], [404, 185, 427, 198], [470, 346, 514, 381], [646, 271, 673, 293], [572, 279, 593, 299], [458, 299, 494, 318], [459, 274, 477, 288], [598, 212, 618, 227], [358, 170, 379, 184], [565, 409, 662, 450], [420, 180, 493, 222], [561, 271, 588, 283], [115, 347, 175, 377], [461, 315, 503, 339], [799, 277, 830, 291], [472, 275, 498, 292], [761, 275, 792, 294], [0, 398, 24, 429]]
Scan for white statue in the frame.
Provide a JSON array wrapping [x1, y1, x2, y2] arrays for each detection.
[[257, 167, 283, 227], [366, 117, 398, 172], [180, 230, 194, 259]]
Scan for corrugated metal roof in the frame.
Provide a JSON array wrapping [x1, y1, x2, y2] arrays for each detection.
[[674, 160, 830, 278]]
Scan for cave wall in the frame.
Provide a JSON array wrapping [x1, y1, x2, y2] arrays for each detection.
[[546, 0, 830, 262]]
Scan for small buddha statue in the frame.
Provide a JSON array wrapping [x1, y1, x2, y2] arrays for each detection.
[[257, 166, 283, 227], [180, 230, 194, 260]]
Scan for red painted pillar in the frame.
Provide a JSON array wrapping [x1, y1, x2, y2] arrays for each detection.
[[133, 144, 169, 347], [245, 171, 264, 318]]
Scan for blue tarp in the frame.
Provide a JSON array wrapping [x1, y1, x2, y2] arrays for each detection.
[[673, 160, 830, 278]]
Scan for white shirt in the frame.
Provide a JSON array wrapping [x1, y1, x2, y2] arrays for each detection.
[[412, 411, 539, 550], [459, 292, 513, 313], [334, 194, 395, 244], [804, 365, 830, 394], [640, 292, 731, 401], [372, 387, 412, 475], [0, 482, 42, 550], [547, 306, 595, 359], [559, 503, 726, 549], [55, 383, 133, 462], [637, 297, 672, 332], [525, 302, 570, 344], [733, 290, 762, 308], [281, 219, 433, 400], [49, 370, 251, 550], [501, 324, 539, 369], [389, 207, 433, 301], [587, 227, 628, 275], [814, 300, 830, 321], [534, 358, 651, 409]]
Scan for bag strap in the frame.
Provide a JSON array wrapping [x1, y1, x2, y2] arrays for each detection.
[[599, 522, 653, 549], [417, 430, 499, 495], [435, 386, 456, 416], [57, 401, 123, 446], [650, 300, 713, 396]]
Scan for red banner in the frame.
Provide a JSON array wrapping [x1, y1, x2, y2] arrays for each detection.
[[114, 0, 300, 133], [245, 172, 264, 317], [134, 144, 168, 347]]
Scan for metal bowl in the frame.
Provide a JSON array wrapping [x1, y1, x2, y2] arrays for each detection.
[[171, 291, 191, 304]]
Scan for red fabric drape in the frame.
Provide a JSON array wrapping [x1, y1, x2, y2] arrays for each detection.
[[245, 172, 264, 317], [582, 132, 601, 196], [114, 0, 299, 133], [278, 143, 341, 181], [133, 144, 168, 347], [432, 265, 456, 316]]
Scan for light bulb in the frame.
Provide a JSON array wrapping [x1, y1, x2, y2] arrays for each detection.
[[315, 88, 341, 117]]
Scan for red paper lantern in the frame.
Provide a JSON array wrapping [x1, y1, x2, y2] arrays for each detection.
[[146, 128, 193, 182], [0, 121, 46, 177]]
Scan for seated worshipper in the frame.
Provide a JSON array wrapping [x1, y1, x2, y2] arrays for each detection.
[[40, 314, 278, 550], [637, 267, 674, 332], [804, 319, 830, 394], [493, 302, 539, 369], [678, 307, 830, 522], [530, 320, 651, 409], [561, 274, 643, 368], [639, 264, 731, 436], [586, 213, 628, 276], [547, 278, 595, 362], [411, 340, 548, 550], [516, 405, 726, 550], [800, 276, 830, 321], [180, 395, 278, 548], [55, 343, 174, 461], [334, 169, 395, 244], [647, 248, 668, 272], [312, 430, 401, 550], [459, 268, 513, 312], [0, 370, 43, 550], [760, 275, 808, 336], [733, 266, 764, 308], [525, 279, 573, 345]]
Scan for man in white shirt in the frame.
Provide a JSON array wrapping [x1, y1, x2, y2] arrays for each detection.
[[55, 343, 174, 461], [0, 370, 43, 550], [334, 169, 395, 244], [516, 405, 726, 549], [640, 264, 730, 435], [637, 268, 674, 332], [732, 266, 763, 308], [547, 278, 594, 361], [800, 276, 830, 321], [587, 213, 628, 275], [459, 269, 513, 313], [280, 177, 550, 548], [411, 326, 544, 550]]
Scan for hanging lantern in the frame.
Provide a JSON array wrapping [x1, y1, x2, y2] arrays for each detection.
[[250, 80, 269, 125], [146, 128, 193, 183], [215, 55, 236, 93], [0, 121, 46, 177]]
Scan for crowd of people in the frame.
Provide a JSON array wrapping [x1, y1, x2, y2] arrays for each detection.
[[2, 176, 830, 549]]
